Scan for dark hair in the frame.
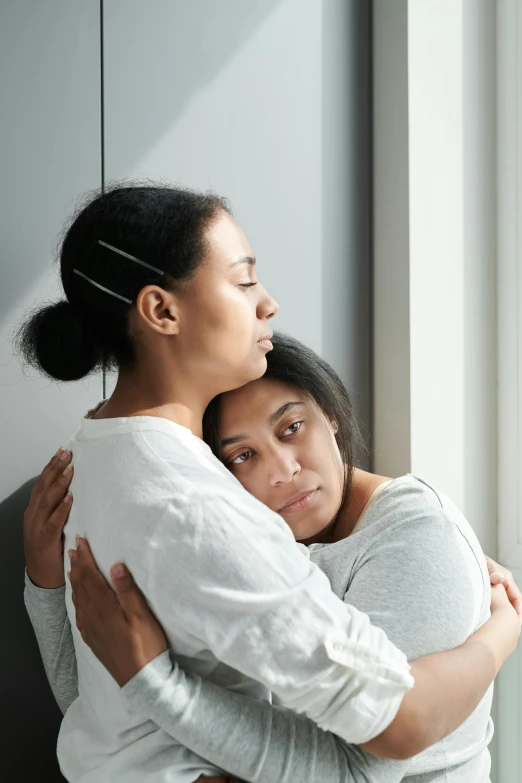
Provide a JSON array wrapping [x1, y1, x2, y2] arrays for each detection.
[[203, 332, 364, 514], [16, 184, 231, 381]]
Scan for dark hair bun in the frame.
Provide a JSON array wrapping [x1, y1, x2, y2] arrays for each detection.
[[16, 300, 101, 382]]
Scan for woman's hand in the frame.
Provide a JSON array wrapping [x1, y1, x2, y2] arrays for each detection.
[[24, 448, 74, 588], [68, 537, 168, 687], [490, 581, 521, 627], [486, 555, 522, 617], [489, 582, 521, 662], [483, 582, 521, 675]]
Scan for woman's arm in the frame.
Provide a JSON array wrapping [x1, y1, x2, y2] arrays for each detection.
[[122, 651, 407, 783], [23, 452, 405, 781], [24, 574, 78, 714], [26, 555, 406, 783], [27, 449, 415, 747], [23, 449, 79, 714], [364, 585, 518, 759], [27, 543, 515, 783], [69, 524, 518, 776], [24, 452, 520, 769], [72, 547, 409, 783], [342, 514, 521, 761]]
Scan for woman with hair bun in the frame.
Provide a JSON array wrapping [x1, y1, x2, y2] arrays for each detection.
[[21, 186, 520, 783]]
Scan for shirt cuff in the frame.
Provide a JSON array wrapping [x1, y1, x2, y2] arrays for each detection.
[[325, 633, 415, 689], [120, 649, 174, 717], [24, 569, 66, 598]]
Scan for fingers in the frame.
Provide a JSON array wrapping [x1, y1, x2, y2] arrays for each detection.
[[68, 538, 127, 648], [69, 538, 117, 611], [485, 555, 504, 581], [490, 582, 510, 613], [511, 593, 522, 618], [40, 462, 74, 517], [69, 538, 105, 591], [503, 573, 522, 617], [110, 563, 148, 619], [75, 536, 101, 572], [485, 557, 522, 618], [44, 492, 73, 539], [26, 451, 74, 538], [507, 589, 522, 617], [34, 449, 73, 498]]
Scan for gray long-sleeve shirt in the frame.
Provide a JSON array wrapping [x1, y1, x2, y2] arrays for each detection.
[[25, 475, 494, 782]]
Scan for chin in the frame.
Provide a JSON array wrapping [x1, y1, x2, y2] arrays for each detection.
[[220, 359, 266, 394], [287, 521, 324, 541], [243, 356, 268, 383]]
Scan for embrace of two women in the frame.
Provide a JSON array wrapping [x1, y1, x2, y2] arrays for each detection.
[[21, 185, 521, 783]]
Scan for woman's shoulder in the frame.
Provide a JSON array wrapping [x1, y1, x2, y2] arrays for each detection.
[[356, 474, 488, 588], [358, 474, 469, 536], [367, 473, 447, 515]]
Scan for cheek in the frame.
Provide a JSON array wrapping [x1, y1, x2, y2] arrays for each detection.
[[232, 470, 269, 505], [307, 433, 343, 495], [182, 287, 255, 362], [204, 286, 256, 334]]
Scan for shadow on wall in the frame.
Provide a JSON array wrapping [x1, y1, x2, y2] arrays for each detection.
[[0, 0, 101, 321], [0, 0, 283, 324], [1, 478, 66, 781], [103, 0, 283, 179]]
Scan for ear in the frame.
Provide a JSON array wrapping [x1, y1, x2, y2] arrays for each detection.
[[134, 285, 180, 336]]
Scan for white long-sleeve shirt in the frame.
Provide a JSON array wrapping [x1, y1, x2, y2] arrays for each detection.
[[57, 414, 413, 782]]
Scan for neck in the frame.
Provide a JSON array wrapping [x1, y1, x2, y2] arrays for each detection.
[[93, 361, 215, 439], [311, 468, 392, 546]]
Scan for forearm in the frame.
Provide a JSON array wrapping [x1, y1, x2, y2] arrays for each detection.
[[122, 651, 409, 783], [152, 495, 414, 746], [24, 571, 79, 714], [364, 610, 515, 760]]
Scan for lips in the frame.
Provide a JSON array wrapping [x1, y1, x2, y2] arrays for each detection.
[[258, 330, 273, 342], [278, 489, 318, 514], [257, 330, 274, 351], [257, 339, 273, 350]]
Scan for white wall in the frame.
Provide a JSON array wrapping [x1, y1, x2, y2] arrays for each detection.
[[102, 0, 372, 439], [0, 1, 102, 505], [373, 0, 411, 476], [373, 0, 497, 555], [0, 0, 371, 499], [495, 2, 522, 779], [373, 0, 500, 777], [321, 0, 372, 438]]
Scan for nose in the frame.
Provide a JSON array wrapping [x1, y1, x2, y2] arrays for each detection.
[[257, 284, 279, 321], [266, 447, 301, 486]]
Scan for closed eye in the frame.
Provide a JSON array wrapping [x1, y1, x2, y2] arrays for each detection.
[[240, 282, 258, 289]]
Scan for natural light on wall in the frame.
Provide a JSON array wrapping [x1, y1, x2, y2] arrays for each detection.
[[496, 2, 522, 780]]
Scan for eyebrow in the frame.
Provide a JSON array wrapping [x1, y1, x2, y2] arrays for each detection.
[[220, 401, 304, 450], [228, 256, 256, 269], [269, 401, 303, 425]]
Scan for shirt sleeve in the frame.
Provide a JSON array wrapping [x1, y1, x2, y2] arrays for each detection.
[[121, 649, 409, 783], [146, 486, 414, 745], [24, 571, 79, 715], [120, 510, 476, 783], [346, 514, 483, 659], [341, 512, 486, 772]]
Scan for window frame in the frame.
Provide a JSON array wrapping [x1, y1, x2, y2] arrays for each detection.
[[497, 0, 522, 572]]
